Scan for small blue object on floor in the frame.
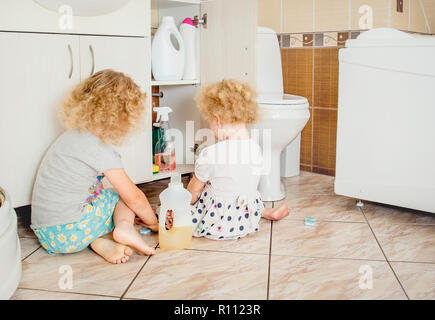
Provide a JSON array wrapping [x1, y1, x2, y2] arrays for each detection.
[[304, 217, 316, 227], [139, 227, 152, 235]]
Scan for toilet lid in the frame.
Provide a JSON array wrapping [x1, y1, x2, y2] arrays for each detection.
[[257, 94, 309, 110]]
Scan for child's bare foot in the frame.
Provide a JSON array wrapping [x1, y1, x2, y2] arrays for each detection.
[[90, 238, 133, 264], [262, 203, 290, 221], [113, 221, 156, 256]]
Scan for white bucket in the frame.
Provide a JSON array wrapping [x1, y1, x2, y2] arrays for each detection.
[[0, 187, 22, 299], [152, 16, 185, 81]]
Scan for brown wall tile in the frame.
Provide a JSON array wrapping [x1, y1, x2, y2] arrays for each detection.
[[313, 48, 339, 108], [281, 48, 313, 106], [282, 47, 339, 177], [312, 108, 337, 174], [300, 164, 312, 172], [300, 107, 313, 166]]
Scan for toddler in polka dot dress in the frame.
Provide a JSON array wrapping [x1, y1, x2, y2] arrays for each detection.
[[187, 80, 290, 240]]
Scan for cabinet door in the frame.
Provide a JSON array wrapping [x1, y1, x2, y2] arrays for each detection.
[[79, 35, 152, 184], [200, 0, 257, 86], [0, 32, 80, 207]]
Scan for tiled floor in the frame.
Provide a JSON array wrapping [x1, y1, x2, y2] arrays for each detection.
[[13, 172, 435, 300]]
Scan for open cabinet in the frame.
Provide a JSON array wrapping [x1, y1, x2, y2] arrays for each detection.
[[0, 0, 256, 207], [149, 0, 257, 181]]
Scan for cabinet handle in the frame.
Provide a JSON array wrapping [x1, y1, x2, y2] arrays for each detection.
[[89, 45, 95, 76], [68, 44, 73, 79]]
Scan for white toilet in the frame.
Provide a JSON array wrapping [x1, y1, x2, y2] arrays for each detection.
[[255, 27, 310, 201]]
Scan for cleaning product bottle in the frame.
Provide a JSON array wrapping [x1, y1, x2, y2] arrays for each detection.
[[180, 18, 198, 80], [159, 173, 193, 250], [153, 107, 176, 173], [151, 16, 185, 81]]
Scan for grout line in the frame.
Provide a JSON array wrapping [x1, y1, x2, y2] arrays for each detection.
[[21, 246, 41, 261], [119, 243, 159, 300], [16, 287, 121, 299], [269, 253, 389, 263], [387, 259, 435, 265], [283, 217, 367, 224], [358, 206, 410, 300], [185, 248, 269, 256], [388, 0, 392, 27], [266, 202, 275, 300], [408, 0, 411, 31], [419, 0, 432, 33], [310, 42, 315, 170]]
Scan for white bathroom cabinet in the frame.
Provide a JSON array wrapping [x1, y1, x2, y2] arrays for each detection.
[[0, 0, 257, 207], [0, 32, 81, 208], [78, 35, 153, 185], [0, 33, 151, 207]]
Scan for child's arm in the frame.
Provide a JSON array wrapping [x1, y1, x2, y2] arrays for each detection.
[[104, 168, 158, 231], [187, 174, 206, 205]]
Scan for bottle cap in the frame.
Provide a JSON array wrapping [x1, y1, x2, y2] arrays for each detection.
[[169, 173, 183, 187], [182, 18, 195, 26]]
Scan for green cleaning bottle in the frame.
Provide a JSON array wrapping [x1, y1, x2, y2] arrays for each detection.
[[153, 107, 176, 173]]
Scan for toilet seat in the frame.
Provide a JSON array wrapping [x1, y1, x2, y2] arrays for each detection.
[[257, 94, 309, 110]]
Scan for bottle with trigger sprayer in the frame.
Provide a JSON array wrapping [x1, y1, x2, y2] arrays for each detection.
[[153, 106, 176, 173]]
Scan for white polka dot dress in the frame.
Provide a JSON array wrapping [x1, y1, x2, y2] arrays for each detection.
[[191, 183, 264, 240], [191, 139, 266, 241]]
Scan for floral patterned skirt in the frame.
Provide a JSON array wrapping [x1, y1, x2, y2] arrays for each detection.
[[32, 189, 119, 254]]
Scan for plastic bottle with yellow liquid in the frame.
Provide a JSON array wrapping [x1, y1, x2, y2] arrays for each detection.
[[159, 173, 193, 250]]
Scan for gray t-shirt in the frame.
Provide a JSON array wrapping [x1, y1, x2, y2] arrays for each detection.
[[31, 130, 123, 228]]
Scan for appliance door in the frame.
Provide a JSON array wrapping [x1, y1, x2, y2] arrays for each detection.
[[335, 47, 435, 213]]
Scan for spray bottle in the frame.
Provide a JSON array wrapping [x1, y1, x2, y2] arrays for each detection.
[[153, 106, 176, 173], [159, 173, 193, 250]]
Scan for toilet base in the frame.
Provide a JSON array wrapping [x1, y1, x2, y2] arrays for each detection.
[[259, 176, 286, 202]]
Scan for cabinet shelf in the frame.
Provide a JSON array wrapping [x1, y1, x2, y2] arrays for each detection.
[[151, 164, 194, 181], [153, 0, 200, 9], [151, 79, 200, 86]]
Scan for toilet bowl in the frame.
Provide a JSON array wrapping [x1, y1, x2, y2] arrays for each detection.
[[0, 187, 22, 299], [255, 27, 310, 201]]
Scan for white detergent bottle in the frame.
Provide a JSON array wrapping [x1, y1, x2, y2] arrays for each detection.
[[180, 18, 198, 80], [159, 173, 192, 250], [152, 16, 185, 81]]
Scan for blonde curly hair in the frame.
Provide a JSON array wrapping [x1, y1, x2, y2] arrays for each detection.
[[60, 69, 146, 145], [196, 79, 258, 124]]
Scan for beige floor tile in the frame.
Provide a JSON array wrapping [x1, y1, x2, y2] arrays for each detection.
[[264, 201, 273, 208], [271, 219, 384, 260], [189, 219, 271, 255], [363, 202, 435, 226], [20, 237, 40, 260], [125, 249, 268, 300], [390, 262, 435, 300], [284, 171, 335, 187], [17, 217, 36, 239], [19, 243, 154, 297], [371, 223, 435, 263], [281, 172, 335, 198], [279, 194, 365, 222], [269, 255, 406, 300], [11, 288, 118, 300]]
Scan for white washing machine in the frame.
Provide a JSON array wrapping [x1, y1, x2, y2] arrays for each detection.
[[335, 28, 435, 213], [0, 187, 22, 299]]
